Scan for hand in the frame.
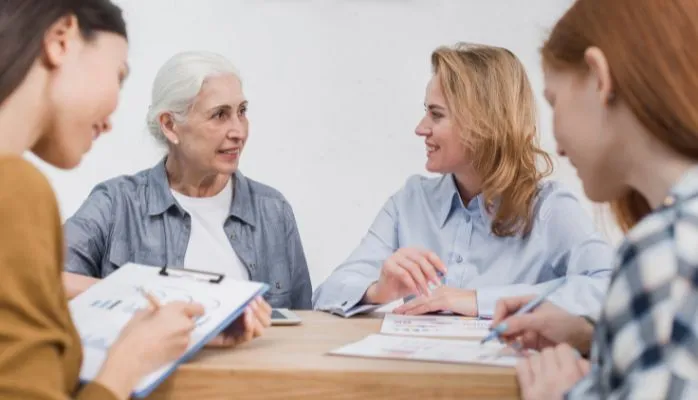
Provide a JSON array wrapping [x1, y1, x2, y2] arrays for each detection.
[[492, 295, 594, 353], [62, 272, 100, 299], [364, 248, 447, 304], [517, 344, 590, 400], [95, 301, 204, 399], [206, 296, 272, 348], [392, 287, 478, 317]]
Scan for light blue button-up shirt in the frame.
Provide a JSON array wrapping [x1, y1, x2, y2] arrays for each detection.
[[313, 174, 613, 317]]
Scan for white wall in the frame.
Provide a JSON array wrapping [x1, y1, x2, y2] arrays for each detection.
[[30, 0, 621, 287]]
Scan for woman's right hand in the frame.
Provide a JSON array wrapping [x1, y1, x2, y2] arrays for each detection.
[[364, 248, 447, 304], [492, 295, 594, 353], [94, 301, 204, 399]]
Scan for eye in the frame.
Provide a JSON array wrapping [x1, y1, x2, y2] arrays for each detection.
[[430, 111, 444, 120], [213, 109, 229, 120], [238, 106, 247, 117]]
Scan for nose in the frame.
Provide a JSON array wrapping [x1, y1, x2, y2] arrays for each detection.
[[94, 120, 111, 134], [415, 115, 430, 137], [226, 117, 246, 140]]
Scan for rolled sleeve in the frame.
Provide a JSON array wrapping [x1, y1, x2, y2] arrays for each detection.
[[63, 184, 114, 277]]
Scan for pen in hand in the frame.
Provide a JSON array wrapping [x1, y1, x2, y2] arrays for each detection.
[[138, 286, 161, 311], [480, 277, 567, 345]]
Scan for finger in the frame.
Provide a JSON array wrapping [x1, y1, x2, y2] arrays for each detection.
[[491, 295, 537, 325], [394, 296, 426, 314], [243, 308, 255, 342], [256, 297, 272, 317], [424, 251, 447, 276], [402, 302, 435, 315], [403, 250, 440, 288], [497, 313, 544, 338], [252, 300, 272, 328], [521, 331, 543, 351], [555, 343, 583, 377], [541, 347, 558, 375], [396, 255, 431, 296], [168, 301, 205, 318], [578, 359, 591, 375], [515, 358, 534, 389], [385, 259, 420, 296], [529, 352, 544, 379]]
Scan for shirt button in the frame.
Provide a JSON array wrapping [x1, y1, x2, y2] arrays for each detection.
[[663, 195, 676, 207], [230, 232, 237, 240], [456, 255, 463, 263]]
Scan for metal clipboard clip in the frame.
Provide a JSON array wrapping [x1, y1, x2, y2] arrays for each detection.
[[158, 265, 225, 284]]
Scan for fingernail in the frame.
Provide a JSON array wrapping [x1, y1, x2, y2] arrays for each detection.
[[496, 322, 508, 333]]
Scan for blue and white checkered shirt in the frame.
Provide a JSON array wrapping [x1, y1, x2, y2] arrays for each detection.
[[567, 166, 698, 399]]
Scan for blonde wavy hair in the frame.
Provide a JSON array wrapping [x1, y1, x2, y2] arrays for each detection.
[[431, 43, 553, 237]]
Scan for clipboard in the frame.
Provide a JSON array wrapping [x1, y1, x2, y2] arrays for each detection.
[[69, 262, 269, 398]]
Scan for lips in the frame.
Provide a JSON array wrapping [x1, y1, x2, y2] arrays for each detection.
[[218, 148, 240, 155], [426, 142, 439, 155]]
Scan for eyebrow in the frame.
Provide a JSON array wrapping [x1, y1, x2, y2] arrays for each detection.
[[426, 103, 446, 111], [207, 101, 248, 113]]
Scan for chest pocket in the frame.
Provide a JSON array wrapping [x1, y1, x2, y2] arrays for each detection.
[[107, 239, 167, 277]]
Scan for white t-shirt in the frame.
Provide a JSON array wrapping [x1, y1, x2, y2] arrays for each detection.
[[170, 180, 249, 280]]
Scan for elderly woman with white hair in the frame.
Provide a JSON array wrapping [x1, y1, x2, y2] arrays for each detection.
[[62, 51, 312, 345]]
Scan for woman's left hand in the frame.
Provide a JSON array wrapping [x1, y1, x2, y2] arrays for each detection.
[[393, 286, 478, 316], [206, 296, 272, 348], [517, 343, 590, 400]]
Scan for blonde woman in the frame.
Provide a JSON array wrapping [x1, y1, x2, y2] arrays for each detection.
[[313, 44, 612, 318]]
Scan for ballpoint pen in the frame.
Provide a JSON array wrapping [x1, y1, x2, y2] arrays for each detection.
[[480, 277, 567, 345]]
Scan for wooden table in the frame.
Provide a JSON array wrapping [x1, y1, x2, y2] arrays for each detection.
[[145, 311, 518, 399]]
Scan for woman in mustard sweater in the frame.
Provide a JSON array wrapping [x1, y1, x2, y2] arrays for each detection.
[[0, 1, 270, 399]]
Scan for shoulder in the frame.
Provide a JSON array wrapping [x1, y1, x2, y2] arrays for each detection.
[[91, 166, 152, 196], [241, 173, 288, 203], [0, 156, 55, 202], [388, 174, 446, 203], [532, 180, 587, 222]]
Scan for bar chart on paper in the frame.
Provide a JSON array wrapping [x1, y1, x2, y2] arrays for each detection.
[[380, 314, 491, 338]]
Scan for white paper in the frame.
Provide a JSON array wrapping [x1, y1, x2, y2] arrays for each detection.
[[329, 334, 519, 367], [69, 263, 266, 398], [381, 314, 492, 338]]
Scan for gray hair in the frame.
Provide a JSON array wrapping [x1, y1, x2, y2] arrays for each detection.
[[146, 51, 241, 145]]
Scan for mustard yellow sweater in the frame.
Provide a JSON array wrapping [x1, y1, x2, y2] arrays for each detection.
[[0, 156, 118, 400]]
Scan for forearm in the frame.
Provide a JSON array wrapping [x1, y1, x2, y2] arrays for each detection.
[[62, 272, 100, 299], [91, 350, 142, 400]]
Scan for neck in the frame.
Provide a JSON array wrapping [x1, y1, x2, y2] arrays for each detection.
[[453, 169, 482, 205], [0, 66, 48, 156], [166, 154, 231, 197], [627, 148, 694, 209]]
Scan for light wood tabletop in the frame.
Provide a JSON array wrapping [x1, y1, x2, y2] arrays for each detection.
[[145, 311, 518, 400]]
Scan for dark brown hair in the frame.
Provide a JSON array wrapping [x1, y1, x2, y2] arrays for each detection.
[[0, 0, 127, 105], [542, 0, 698, 232]]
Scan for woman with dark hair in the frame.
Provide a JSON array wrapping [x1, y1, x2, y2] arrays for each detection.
[[0, 1, 269, 399], [491, 0, 698, 398]]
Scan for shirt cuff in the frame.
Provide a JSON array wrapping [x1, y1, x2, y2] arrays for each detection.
[[316, 278, 375, 314]]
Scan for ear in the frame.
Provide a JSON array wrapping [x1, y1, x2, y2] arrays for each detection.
[[42, 15, 81, 68], [159, 113, 180, 145], [584, 47, 615, 105]]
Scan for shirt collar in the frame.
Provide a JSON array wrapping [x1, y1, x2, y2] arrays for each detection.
[[663, 164, 698, 208], [435, 174, 492, 227], [146, 157, 256, 227]]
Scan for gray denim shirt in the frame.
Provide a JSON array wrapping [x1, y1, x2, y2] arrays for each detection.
[[64, 159, 312, 309]]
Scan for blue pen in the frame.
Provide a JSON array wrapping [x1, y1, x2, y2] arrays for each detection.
[[480, 277, 567, 345]]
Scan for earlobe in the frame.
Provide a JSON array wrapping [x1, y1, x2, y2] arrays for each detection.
[[42, 15, 80, 68], [584, 47, 615, 105], [159, 113, 180, 145]]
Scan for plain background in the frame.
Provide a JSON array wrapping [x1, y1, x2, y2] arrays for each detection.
[[28, 0, 622, 287]]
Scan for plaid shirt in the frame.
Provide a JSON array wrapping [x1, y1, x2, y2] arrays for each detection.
[[567, 166, 698, 399]]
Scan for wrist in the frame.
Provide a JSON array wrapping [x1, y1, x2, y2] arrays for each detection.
[[363, 282, 380, 304], [94, 348, 144, 399], [571, 316, 595, 356]]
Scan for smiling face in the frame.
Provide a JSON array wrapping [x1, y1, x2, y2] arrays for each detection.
[[414, 76, 472, 175], [32, 21, 129, 169], [168, 74, 248, 176]]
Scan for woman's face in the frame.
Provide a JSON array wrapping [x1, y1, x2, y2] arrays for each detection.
[[414, 76, 471, 175], [169, 74, 249, 177], [33, 18, 129, 169]]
